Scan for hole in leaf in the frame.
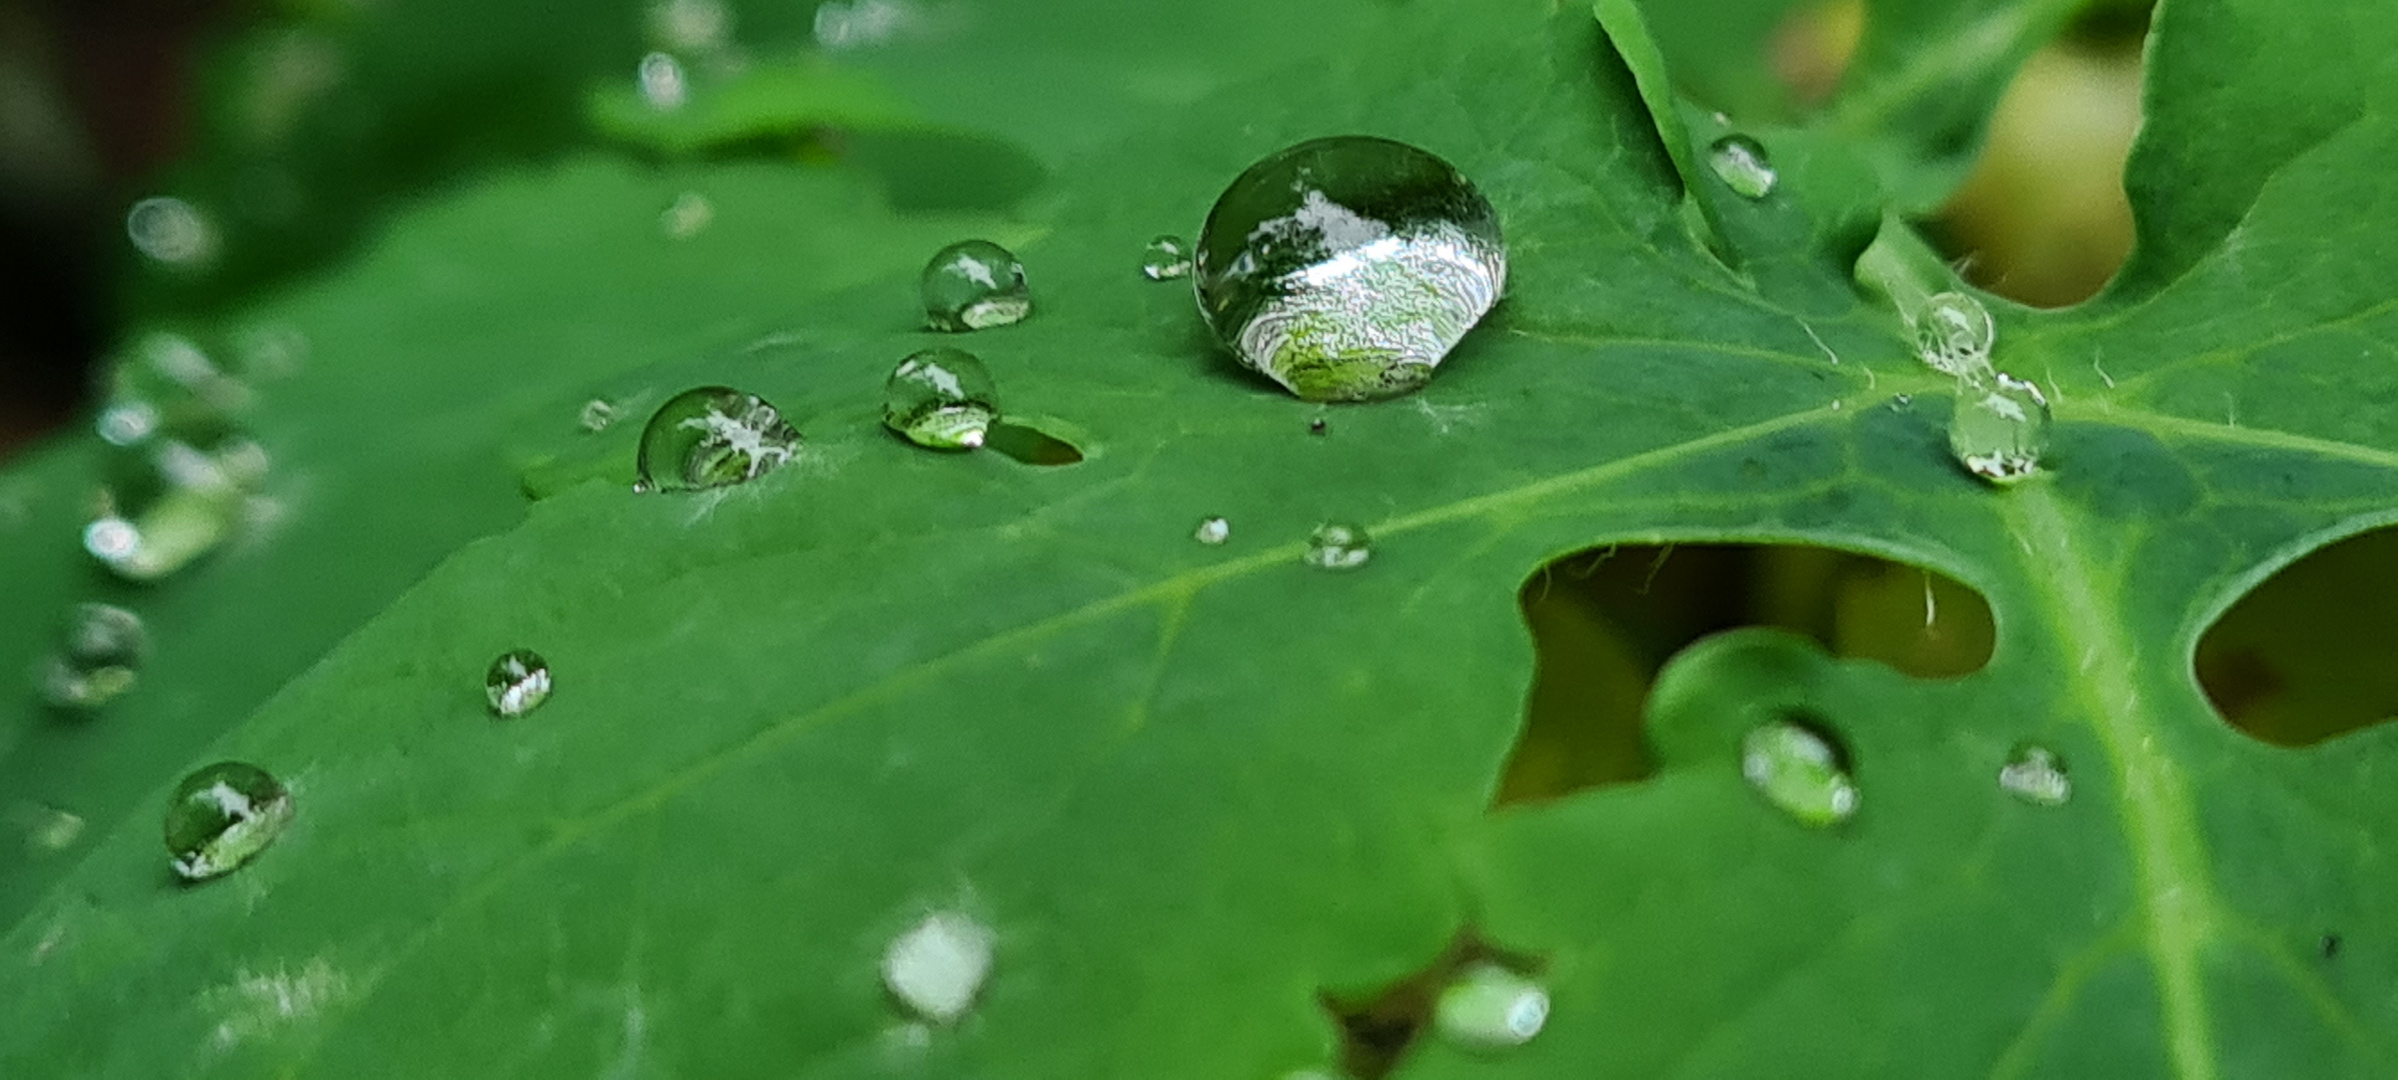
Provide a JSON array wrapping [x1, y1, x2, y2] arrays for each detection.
[[982, 421, 1083, 466], [1501, 543, 1992, 806], [1321, 934, 1542, 1079], [2196, 526, 2398, 746]]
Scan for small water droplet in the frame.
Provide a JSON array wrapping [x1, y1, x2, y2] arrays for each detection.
[[814, 0, 916, 49], [1196, 136, 1505, 402], [1706, 134, 1777, 198], [1949, 372, 2050, 484], [649, 0, 731, 51], [1433, 962, 1548, 1050], [1140, 235, 1192, 280], [638, 51, 688, 110], [884, 349, 999, 450], [19, 805, 85, 853], [165, 762, 292, 882], [882, 911, 993, 1024], [35, 603, 148, 710], [1303, 523, 1372, 570], [85, 436, 264, 581], [1193, 516, 1230, 545], [96, 400, 161, 446], [635, 387, 801, 492], [126, 197, 218, 267], [1998, 743, 2071, 806], [579, 399, 619, 432], [660, 191, 713, 239], [1913, 292, 1996, 378], [921, 241, 1030, 331], [1308, 417, 1329, 436], [1741, 718, 1859, 826], [485, 649, 553, 719]]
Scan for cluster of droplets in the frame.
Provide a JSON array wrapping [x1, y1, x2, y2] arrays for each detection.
[[1904, 291, 2053, 484]]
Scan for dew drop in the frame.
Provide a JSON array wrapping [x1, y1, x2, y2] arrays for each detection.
[[20, 805, 85, 853], [1303, 523, 1372, 571], [1140, 235, 1193, 281], [165, 762, 293, 882], [1913, 292, 1996, 378], [814, 0, 916, 50], [884, 348, 999, 450], [578, 399, 619, 433], [1196, 136, 1505, 402], [1949, 372, 2050, 485], [1193, 516, 1231, 545], [649, 0, 731, 52], [1998, 743, 2071, 806], [85, 436, 266, 581], [1706, 134, 1778, 199], [882, 911, 994, 1025], [126, 197, 218, 267], [635, 387, 800, 492], [1433, 962, 1548, 1050], [96, 400, 161, 446], [1741, 718, 1859, 826], [920, 241, 1030, 331], [485, 649, 553, 719], [660, 191, 714, 239], [35, 603, 148, 710], [638, 51, 689, 110]]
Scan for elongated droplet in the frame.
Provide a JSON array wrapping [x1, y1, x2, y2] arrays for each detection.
[[884, 349, 999, 450], [638, 51, 688, 109], [921, 241, 1030, 331], [1303, 523, 1372, 570], [1741, 719, 1859, 826], [127, 197, 218, 267], [1706, 134, 1778, 199], [485, 649, 553, 719], [36, 603, 148, 710], [636, 387, 801, 492], [1433, 962, 1548, 1050], [1999, 743, 2071, 806], [579, 399, 618, 432], [165, 762, 292, 881], [883, 911, 994, 1024], [1140, 235, 1193, 280], [1196, 136, 1505, 402], [1914, 292, 1996, 378], [1949, 372, 2050, 484], [1193, 516, 1230, 545]]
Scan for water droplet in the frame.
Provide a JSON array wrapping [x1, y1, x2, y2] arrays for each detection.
[[882, 911, 993, 1024], [1706, 134, 1778, 199], [883, 348, 999, 450], [485, 649, 553, 719], [1193, 516, 1230, 545], [1308, 417, 1329, 436], [165, 762, 292, 882], [85, 437, 265, 581], [1949, 372, 2050, 484], [635, 387, 801, 492], [638, 51, 688, 110], [19, 805, 85, 853], [814, 0, 916, 49], [1140, 235, 1192, 280], [1998, 743, 2071, 806], [35, 603, 148, 710], [579, 399, 619, 432], [649, 0, 731, 51], [1433, 962, 1548, 1050], [126, 197, 218, 267], [920, 241, 1030, 331], [1303, 523, 1372, 571], [96, 400, 161, 446], [1196, 136, 1505, 402], [1913, 292, 1996, 378], [1741, 718, 1859, 826], [660, 191, 713, 239]]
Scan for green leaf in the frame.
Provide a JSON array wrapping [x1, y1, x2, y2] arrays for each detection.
[[7, 0, 2396, 1076]]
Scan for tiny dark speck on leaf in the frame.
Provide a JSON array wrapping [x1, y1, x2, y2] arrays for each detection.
[[2321, 933, 2341, 959]]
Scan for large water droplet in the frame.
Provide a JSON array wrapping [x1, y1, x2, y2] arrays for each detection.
[[1999, 743, 2071, 806], [635, 387, 801, 492], [1193, 516, 1230, 545], [1913, 292, 1996, 378], [1195, 136, 1505, 402], [921, 241, 1030, 331], [1949, 372, 2050, 484], [1140, 235, 1192, 281], [882, 911, 994, 1025], [638, 51, 689, 110], [35, 603, 148, 710], [1433, 962, 1548, 1050], [485, 649, 553, 719], [1741, 718, 1859, 826], [86, 436, 267, 581], [165, 762, 293, 882], [1706, 134, 1778, 199], [126, 197, 218, 267], [884, 348, 999, 450], [1303, 523, 1372, 570]]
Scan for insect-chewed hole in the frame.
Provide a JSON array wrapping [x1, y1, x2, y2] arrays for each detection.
[[2196, 526, 2398, 747], [1499, 543, 1992, 806]]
